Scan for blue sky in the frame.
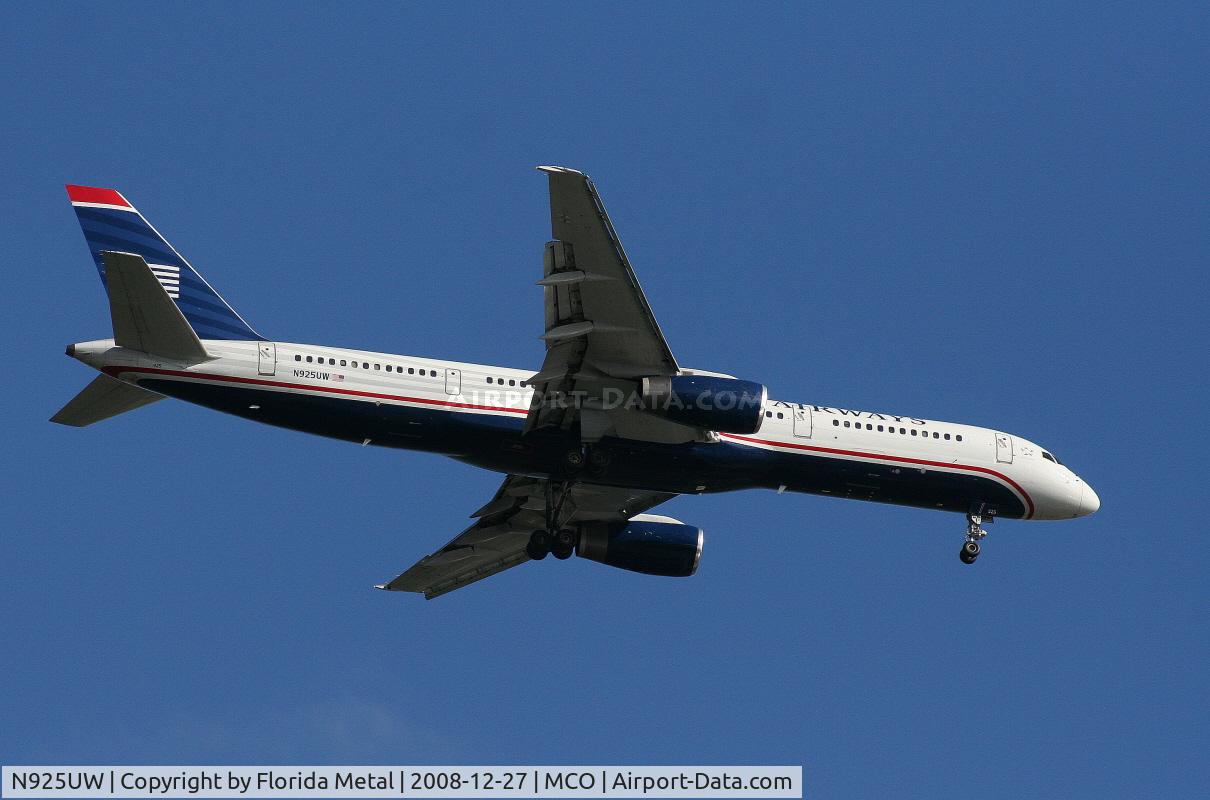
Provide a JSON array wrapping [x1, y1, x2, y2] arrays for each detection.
[[2, 3, 1207, 797]]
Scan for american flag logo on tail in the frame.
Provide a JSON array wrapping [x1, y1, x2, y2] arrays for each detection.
[[148, 264, 180, 299]]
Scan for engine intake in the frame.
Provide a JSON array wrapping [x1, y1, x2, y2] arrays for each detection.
[[641, 375, 767, 434], [577, 517, 704, 577]]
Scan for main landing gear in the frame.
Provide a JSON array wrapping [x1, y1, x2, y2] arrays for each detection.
[[526, 476, 579, 561], [526, 526, 578, 560], [959, 513, 987, 564]]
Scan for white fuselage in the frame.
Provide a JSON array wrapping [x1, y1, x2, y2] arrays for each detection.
[[68, 337, 1100, 523]]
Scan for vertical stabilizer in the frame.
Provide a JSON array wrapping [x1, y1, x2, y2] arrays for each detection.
[[66, 185, 262, 341]]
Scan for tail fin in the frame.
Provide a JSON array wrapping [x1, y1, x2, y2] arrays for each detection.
[[51, 374, 161, 427], [66, 185, 262, 341]]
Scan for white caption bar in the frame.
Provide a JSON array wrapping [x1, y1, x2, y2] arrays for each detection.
[[2, 767, 802, 799]]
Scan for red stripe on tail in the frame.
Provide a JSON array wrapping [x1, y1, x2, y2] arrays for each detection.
[[66, 185, 131, 207]]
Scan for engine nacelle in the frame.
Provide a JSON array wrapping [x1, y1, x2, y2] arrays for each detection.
[[640, 375, 767, 434], [577, 516, 704, 577]]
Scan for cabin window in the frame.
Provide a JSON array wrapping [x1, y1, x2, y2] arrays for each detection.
[[844, 421, 851, 428], [911, 429, 918, 436], [776, 412, 784, 419], [408, 367, 414, 374], [305, 356, 313, 363], [508, 379, 516, 386], [833, 420, 839, 426], [431, 370, 438, 377], [877, 425, 884, 432], [933, 432, 939, 438], [956, 435, 963, 442], [866, 423, 873, 430], [944, 433, 951, 440], [294, 355, 301, 361], [899, 428, 906, 434]]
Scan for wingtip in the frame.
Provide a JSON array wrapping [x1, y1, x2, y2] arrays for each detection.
[[373, 583, 388, 590]]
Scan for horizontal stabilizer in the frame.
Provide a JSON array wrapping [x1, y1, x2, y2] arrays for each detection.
[[51, 374, 162, 427], [103, 251, 210, 362]]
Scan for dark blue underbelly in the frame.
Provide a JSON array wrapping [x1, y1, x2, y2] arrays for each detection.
[[139, 378, 1027, 519]]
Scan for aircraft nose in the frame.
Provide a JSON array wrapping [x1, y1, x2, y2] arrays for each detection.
[[1079, 482, 1101, 516]]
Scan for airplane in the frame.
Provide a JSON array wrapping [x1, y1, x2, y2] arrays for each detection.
[[54, 167, 1100, 599]]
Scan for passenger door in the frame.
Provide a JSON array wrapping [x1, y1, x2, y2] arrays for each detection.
[[445, 367, 461, 395], [995, 432, 1014, 463], [257, 342, 276, 376]]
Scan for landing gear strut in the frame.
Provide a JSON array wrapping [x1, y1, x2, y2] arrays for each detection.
[[527, 479, 579, 561], [959, 513, 987, 564]]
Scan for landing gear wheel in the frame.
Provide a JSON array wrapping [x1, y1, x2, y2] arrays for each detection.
[[526, 530, 551, 561], [958, 512, 988, 565], [563, 449, 585, 470], [552, 528, 576, 559]]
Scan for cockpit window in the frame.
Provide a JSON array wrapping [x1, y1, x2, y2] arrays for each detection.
[[1042, 451, 1063, 465]]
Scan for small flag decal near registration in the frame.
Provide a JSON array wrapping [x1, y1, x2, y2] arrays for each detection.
[[148, 263, 180, 299]]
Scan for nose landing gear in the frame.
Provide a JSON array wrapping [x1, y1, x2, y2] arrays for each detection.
[[960, 513, 987, 564]]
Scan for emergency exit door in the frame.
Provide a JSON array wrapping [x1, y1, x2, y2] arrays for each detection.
[[257, 342, 276, 376]]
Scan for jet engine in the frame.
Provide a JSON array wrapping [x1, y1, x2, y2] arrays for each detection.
[[577, 515, 704, 577], [640, 375, 767, 434]]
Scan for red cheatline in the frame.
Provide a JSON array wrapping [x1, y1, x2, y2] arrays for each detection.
[[101, 366, 531, 416], [66, 184, 131, 207], [721, 432, 1036, 519]]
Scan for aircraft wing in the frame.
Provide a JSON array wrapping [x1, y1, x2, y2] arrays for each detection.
[[382, 169, 688, 599], [529, 167, 700, 443], [378, 475, 673, 599], [537, 166, 679, 378]]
